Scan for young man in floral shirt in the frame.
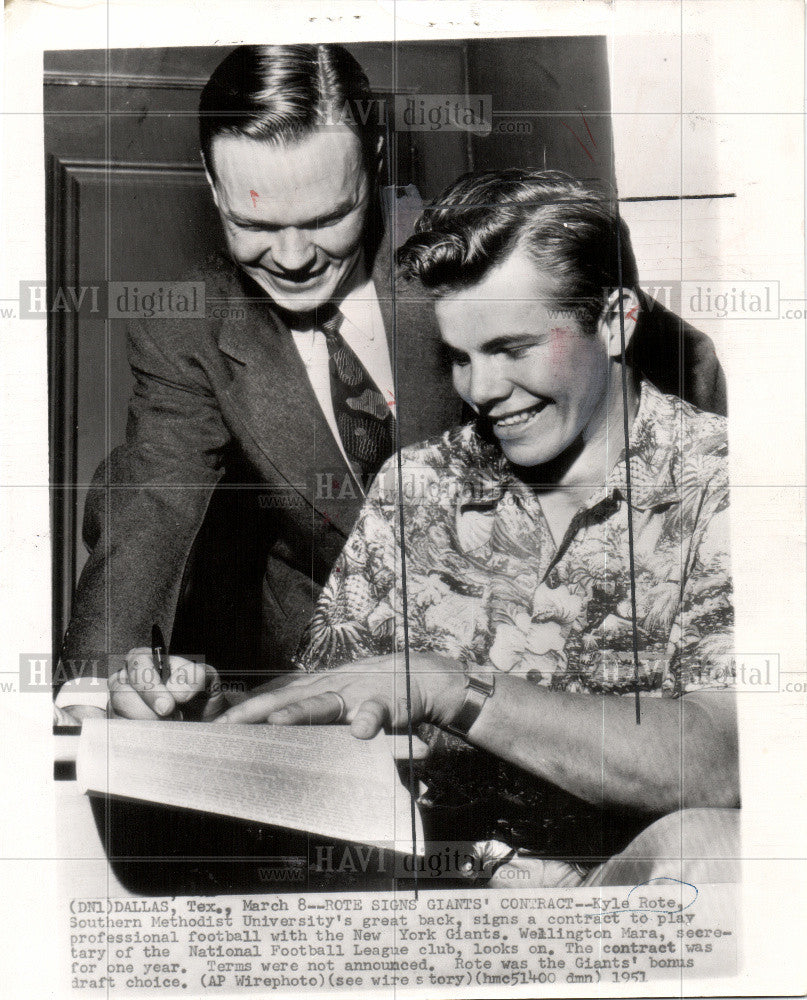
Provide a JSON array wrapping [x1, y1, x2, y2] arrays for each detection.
[[218, 169, 739, 887]]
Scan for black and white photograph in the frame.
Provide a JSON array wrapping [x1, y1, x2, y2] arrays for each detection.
[[1, 1, 805, 997]]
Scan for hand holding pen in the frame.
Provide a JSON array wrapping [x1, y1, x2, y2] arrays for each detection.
[[150, 624, 184, 720], [107, 624, 226, 721]]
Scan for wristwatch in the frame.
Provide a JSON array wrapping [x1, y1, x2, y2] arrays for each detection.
[[445, 672, 496, 738]]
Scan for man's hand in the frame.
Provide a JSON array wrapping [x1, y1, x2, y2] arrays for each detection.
[[109, 648, 225, 720], [214, 653, 467, 739]]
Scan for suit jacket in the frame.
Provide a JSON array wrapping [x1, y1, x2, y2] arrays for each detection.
[[632, 290, 727, 417], [60, 235, 727, 682]]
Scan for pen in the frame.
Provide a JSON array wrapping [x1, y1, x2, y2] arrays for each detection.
[[151, 623, 170, 685], [151, 623, 182, 720]]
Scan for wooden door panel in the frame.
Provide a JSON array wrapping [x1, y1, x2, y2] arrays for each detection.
[[48, 150, 220, 630]]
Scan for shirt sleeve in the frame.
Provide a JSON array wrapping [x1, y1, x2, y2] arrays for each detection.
[[666, 481, 734, 695], [60, 317, 230, 679], [53, 676, 110, 711]]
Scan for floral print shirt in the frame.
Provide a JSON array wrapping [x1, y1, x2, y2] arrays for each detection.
[[294, 382, 733, 859]]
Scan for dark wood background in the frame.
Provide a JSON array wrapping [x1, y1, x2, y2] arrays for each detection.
[[45, 38, 613, 646]]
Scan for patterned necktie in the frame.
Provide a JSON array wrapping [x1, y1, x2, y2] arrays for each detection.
[[319, 310, 395, 478]]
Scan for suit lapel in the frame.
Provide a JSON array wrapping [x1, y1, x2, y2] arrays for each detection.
[[373, 232, 462, 445], [218, 276, 357, 531], [216, 236, 460, 533]]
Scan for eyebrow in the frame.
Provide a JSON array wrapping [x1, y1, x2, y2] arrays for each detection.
[[225, 196, 358, 229], [446, 332, 549, 357], [481, 333, 545, 352]]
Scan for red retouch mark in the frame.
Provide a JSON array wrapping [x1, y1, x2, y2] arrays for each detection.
[[249, 190, 259, 208], [561, 121, 594, 164], [549, 326, 570, 364], [626, 305, 639, 322], [561, 112, 597, 164], [580, 111, 597, 148]]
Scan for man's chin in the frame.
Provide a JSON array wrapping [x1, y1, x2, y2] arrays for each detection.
[[263, 286, 333, 313], [499, 437, 560, 470], [269, 291, 331, 315], [251, 277, 341, 316]]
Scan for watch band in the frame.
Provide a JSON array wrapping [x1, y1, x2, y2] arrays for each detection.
[[445, 672, 495, 738]]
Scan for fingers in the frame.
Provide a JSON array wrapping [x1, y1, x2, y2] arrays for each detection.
[[110, 649, 208, 719], [214, 684, 312, 724], [217, 686, 388, 737], [109, 665, 164, 719], [201, 663, 228, 720], [389, 735, 430, 760], [218, 670, 295, 711], [350, 698, 388, 739], [213, 665, 423, 736], [170, 659, 209, 704], [266, 692, 347, 726]]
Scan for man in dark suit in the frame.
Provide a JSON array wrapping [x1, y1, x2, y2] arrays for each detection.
[[56, 44, 726, 722], [56, 44, 462, 719]]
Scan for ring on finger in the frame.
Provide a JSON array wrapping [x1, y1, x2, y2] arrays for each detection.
[[327, 691, 347, 724]]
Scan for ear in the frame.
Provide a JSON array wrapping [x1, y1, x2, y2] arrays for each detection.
[[597, 288, 640, 360], [201, 151, 221, 210]]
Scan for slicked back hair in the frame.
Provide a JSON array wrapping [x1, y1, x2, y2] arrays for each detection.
[[199, 44, 383, 182], [397, 169, 639, 333]]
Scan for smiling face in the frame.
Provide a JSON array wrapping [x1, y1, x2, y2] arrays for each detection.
[[206, 125, 371, 313], [436, 248, 614, 470]]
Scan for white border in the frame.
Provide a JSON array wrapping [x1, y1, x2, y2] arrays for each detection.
[[1, 2, 805, 996]]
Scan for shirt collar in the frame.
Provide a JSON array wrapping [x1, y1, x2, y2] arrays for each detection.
[[338, 278, 381, 341], [602, 380, 682, 510]]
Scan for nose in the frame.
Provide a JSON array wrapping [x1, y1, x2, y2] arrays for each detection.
[[267, 228, 318, 273], [457, 357, 511, 411]]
